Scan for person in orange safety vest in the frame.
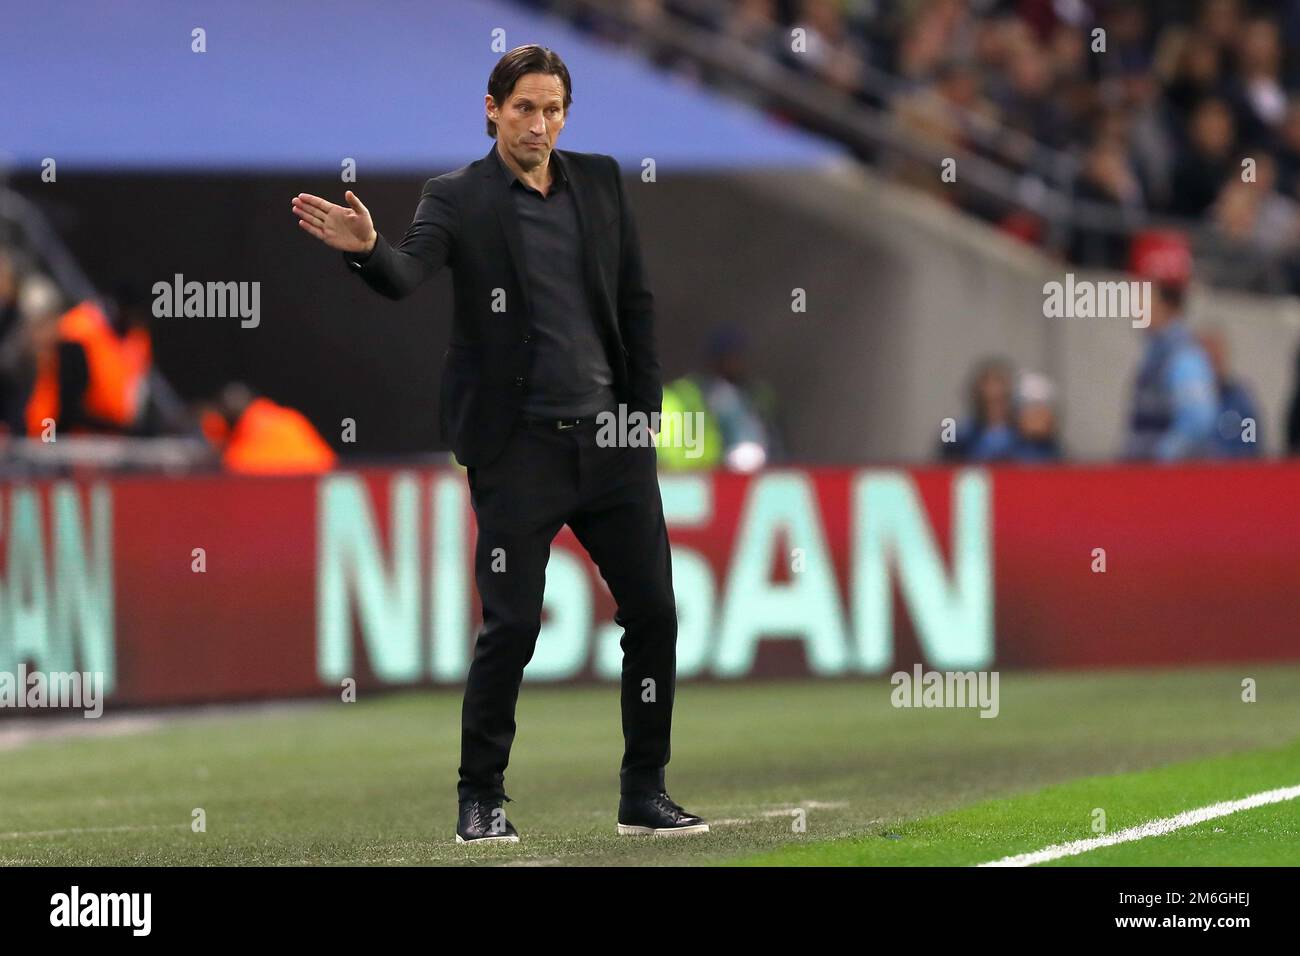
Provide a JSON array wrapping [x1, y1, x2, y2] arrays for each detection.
[[24, 299, 149, 438], [200, 382, 337, 475]]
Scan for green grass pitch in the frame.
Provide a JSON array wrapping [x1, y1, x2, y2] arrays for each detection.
[[2, 664, 1297, 866]]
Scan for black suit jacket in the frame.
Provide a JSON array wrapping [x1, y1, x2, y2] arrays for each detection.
[[345, 143, 661, 467]]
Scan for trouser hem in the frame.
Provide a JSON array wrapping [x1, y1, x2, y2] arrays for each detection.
[[619, 769, 666, 796]]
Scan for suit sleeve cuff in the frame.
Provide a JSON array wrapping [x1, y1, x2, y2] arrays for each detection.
[[343, 235, 381, 270]]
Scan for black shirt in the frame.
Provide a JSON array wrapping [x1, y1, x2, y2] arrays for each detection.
[[490, 145, 615, 417]]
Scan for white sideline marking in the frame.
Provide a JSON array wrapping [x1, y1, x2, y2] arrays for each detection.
[[712, 801, 849, 827], [0, 698, 335, 753], [978, 784, 1300, 867], [1, 823, 188, 840], [761, 802, 847, 816], [0, 715, 163, 751]]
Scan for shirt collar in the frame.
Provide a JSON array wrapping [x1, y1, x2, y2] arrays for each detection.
[[493, 143, 567, 194]]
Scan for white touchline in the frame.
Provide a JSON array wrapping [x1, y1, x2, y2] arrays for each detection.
[[978, 783, 1300, 867], [0, 823, 187, 840]]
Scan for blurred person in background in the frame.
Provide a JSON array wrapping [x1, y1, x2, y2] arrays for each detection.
[[1209, 152, 1300, 291], [3, 274, 65, 434], [713, 0, 788, 105], [1229, 17, 1287, 149], [21, 295, 142, 438], [988, 27, 1067, 153], [781, 0, 870, 100], [105, 281, 202, 437], [1124, 230, 1218, 461], [657, 375, 721, 471], [1164, 32, 1228, 131], [1115, 62, 1176, 211], [659, 324, 782, 472], [1094, 2, 1150, 79], [0, 248, 33, 435], [198, 382, 336, 475], [0, 248, 17, 341], [1211, 153, 1299, 252], [894, 0, 970, 83], [15, 278, 195, 440], [1170, 97, 1238, 219], [1070, 133, 1146, 268], [891, 59, 999, 199], [1199, 327, 1263, 458], [1197, 0, 1244, 54], [1011, 370, 1062, 462], [939, 357, 1018, 462], [721, 0, 785, 62]]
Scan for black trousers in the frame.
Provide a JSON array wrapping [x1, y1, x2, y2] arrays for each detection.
[[458, 415, 677, 802]]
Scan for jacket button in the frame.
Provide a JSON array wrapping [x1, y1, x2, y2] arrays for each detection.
[[523, 334, 532, 344], [514, 376, 524, 388]]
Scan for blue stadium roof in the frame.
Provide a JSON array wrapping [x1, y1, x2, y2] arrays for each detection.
[[0, 0, 845, 172]]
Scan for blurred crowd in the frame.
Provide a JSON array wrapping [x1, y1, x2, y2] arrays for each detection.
[[0, 245, 336, 474], [545, 0, 1300, 292], [11, 0, 1300, 471], [942, 229, 1270, 464], [527, 0, 1300, 462]]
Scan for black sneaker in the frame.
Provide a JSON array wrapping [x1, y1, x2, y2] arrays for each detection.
[[617, 791, 710, 836], [455, 799, 520, 844]]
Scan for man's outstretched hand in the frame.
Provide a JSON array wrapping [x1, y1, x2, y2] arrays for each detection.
[[291, 190, 377, 254]]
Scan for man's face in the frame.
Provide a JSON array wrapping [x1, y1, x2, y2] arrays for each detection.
[[976, 368, 1013, 423], [487, 72, 567, 171], [1146, 285, 1179, 331], [1017, 403, 1055, 441]]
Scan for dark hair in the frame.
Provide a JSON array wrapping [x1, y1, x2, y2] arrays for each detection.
[[1157, 281, 1186, 309], [968, 357, 1015, 424], [486, 45, 572, 139]]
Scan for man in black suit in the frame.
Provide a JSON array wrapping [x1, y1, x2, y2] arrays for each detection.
[[292, 45, 706, 843]]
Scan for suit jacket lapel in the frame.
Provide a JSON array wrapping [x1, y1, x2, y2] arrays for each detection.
[[485, 145, 535, 324], [561, 154, 620, 347]]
